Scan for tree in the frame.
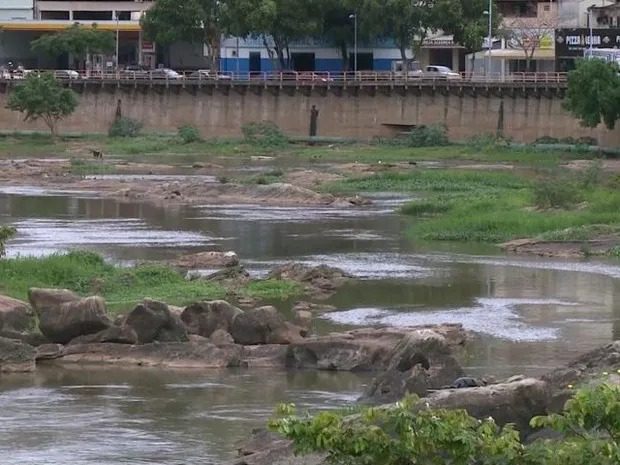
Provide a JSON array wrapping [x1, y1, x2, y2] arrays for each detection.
[[0, 226, 16, 258], [223, 0, 324, 70], [319, 0, 358, 71], [31, 24, 114, 69], [7, 73, 78, 137], [438, 0, 501, 71], [564, 59, 620, 130], [502, 13, 556, 72], [141, 0, 222, 70]]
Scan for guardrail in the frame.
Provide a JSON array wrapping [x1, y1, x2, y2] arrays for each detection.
[[0, 70, 569, 85]]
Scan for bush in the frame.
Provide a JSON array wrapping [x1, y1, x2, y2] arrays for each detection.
[[177, 125, 202, 144], [241, 121, 288, 147], [0, 226, 16, 258], [108, 117, 143, 137], [405, 124, 449, 147], [533, 178, 582, 209], [271, 383, 620, 465], [467, 133, 511, 150], [580, 159, 604, 188]]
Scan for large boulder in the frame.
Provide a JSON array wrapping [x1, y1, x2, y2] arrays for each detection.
[[268, 264, 351, 297], [172, 250, 239, 269], [58, 339, 243, 369], [181, 300, 243, 338], [28, 289, 112, 344], [426, 378, 550, 433], [543, 341, 620, 411], [230, 306, 304, 345], [68, 325, 138, 345], [0, 336, 36, 372], [209, 329, 235, 346], [124, 299, 188, 344], [361, 330, 464, 403], [0, 295, 35, 333]]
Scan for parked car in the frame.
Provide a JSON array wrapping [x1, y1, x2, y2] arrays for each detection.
[[422, 65, 461, 80], [187, 69, 232, 80], [150, 68, 182, 79], [120, 65, 149, 79], [54, 70, 80, 79]]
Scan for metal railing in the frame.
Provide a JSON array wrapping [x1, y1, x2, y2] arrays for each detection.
[[0, 69, 569, 85]]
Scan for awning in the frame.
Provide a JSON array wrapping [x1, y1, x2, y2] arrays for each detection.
[[0, 20, 142, 32], [471, 48, 556, 60]]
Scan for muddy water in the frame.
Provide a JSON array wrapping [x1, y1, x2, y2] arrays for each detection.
[[1, 185, 620, 464]]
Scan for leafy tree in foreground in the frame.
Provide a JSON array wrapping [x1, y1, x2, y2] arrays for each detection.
[[270, 382, 620, 465], [0, 226, 16, 258], [141, 0, 222, 70], [7, 73, 78, 137], [564, 59, 620, 130], [31, 24, 114, 69]]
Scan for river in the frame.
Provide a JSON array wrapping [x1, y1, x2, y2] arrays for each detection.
[[1, 182, 619, 464]]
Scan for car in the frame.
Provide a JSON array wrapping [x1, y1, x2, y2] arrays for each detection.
[[120, 65, 149, 79], [422, 65, 461, 80], [54, 70, 80, 80], [187, 69, 232, 80], [150, 68, 182, 79]]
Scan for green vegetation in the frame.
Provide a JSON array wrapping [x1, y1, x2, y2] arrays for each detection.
[[241, 121, 289, 148], [325, 163, 620, 243], [0, 226, 16, 258], [30, 24, 114, 68], [69, 157, 115, 177], [177, 125, 203, 144], [377, 124, 450, 148], [0, 251, 303, 313], [564, 59, 620, 130], [108, 117, 143, 138], [7, 73, 78, 137], [271, 382, 620, 465]]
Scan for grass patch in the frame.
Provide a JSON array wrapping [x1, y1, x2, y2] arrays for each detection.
[[537, 224, 620, 241], [0, 251, 303, 313], [69, 157, 116, 176]]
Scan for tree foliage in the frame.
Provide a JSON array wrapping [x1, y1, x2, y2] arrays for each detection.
[[7, 73, 78, 136], [0, 226, 16, 258], [31, 24, 114, 67], [270, 382, 620, 465], [141, 0, 222, 70], [564, 59, 620, 130]]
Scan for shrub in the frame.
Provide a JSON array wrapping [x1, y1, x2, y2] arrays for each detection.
[[241, 121, 288, 147], [0, 226, 16, 258], [405, 124, 449, 147], [177, 125, 202, 144], [533, 178, 582, 209], [580, 159, 604, 188], [108, 117, 143, 137], [271, 383, 620, 465]]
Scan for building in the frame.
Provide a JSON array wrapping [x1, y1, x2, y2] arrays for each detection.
[[0, 1, 155, 69], [467, 1, 558, 76]]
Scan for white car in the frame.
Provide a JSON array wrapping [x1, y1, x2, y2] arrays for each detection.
[[423, 65, 461, 80], [151, 68, 182, 79], [54, 69, 80, 79]]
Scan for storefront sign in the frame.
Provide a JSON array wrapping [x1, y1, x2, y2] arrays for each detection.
[[555, 28, 620, 57], [142, 41, 155, 53]]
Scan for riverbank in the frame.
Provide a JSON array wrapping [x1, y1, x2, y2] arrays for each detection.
[[0, 252, 303, 314]]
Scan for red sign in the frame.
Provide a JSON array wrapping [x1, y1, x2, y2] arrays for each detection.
[[142, 41, 155, 53]]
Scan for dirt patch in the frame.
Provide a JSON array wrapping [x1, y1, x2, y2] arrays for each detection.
[[284, 169, 344, 189], [500, 237, 620, 258]]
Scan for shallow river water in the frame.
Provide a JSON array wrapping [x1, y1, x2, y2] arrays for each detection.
[[1, 183, 620, 464]]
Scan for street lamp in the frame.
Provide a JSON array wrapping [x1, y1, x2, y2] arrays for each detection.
[[587, 4, 596, 55], [483, 0, 492, 77], [349, 13, 358, 77], [115, 11, 120, 70]]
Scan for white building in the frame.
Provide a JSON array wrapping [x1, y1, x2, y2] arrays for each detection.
[[0, 0, 34, 21]]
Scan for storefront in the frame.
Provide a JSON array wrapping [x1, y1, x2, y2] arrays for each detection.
[[555, 28, 620, 71]]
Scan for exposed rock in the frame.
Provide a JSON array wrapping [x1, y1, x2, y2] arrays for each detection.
[[181, 300, 243, 338], [56, 340, 244, 368], [210, 329, 235, 346], [294, 310, 313, 332], [292, 301, 336, 314], [125, 299, 189, 344], [200, 266, 251, 283], [361, 330, 464, 403], [230, 306, 304, 345], [0, 337, 36, 372], [426, 378, 550, 433], [29, 289, 112, 344], [0, 295, 35, 333], [173, 250, 240, 269], [286, 325, 467, 372], [543, 340, 620, 411], [68, 325, 138, 345], [35, 343, 64, 360], [268, 263, 351, 298], [241, 345, 289, 368]]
